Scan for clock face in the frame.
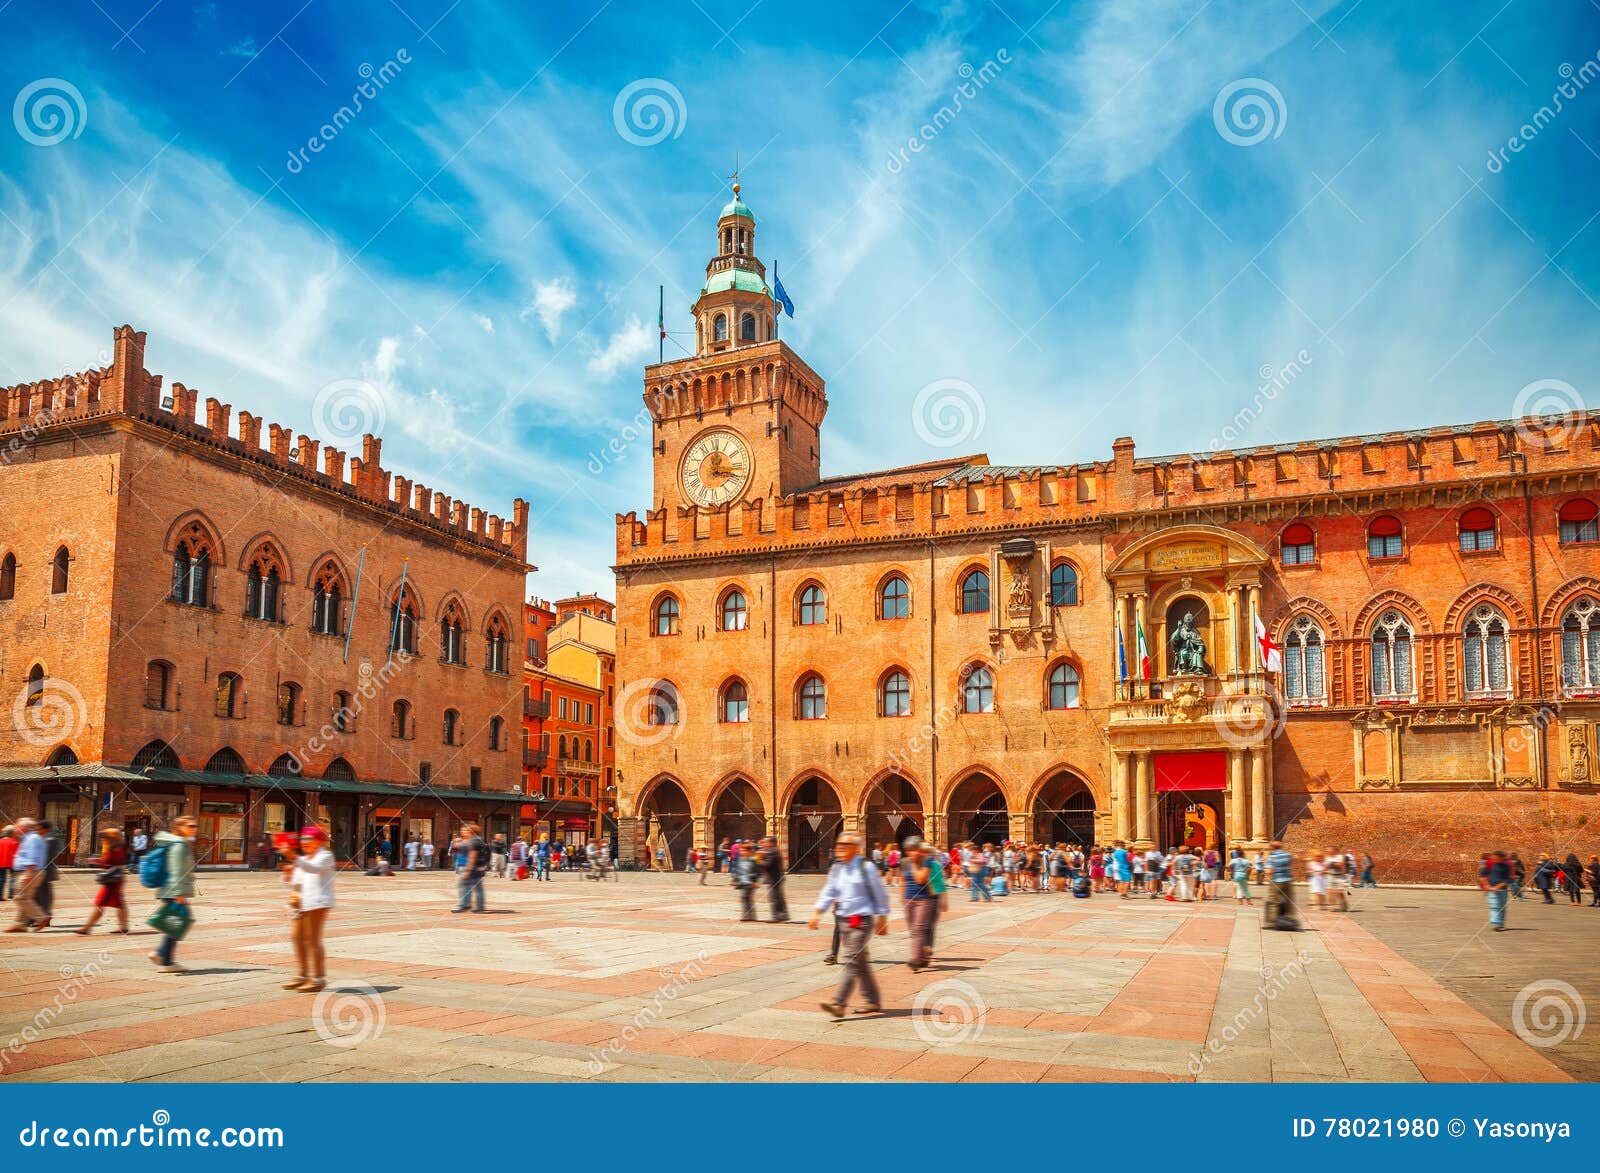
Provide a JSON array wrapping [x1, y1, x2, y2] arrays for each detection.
[[680, 428, 752, 507]]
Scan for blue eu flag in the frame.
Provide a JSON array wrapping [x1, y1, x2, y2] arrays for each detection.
[[774, 273, 795, 318]]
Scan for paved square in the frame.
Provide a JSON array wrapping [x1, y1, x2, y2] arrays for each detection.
[[0, 870, 1583, 1083]]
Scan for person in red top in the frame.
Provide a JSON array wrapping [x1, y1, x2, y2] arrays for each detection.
[[76, 828, 130, 935], [0, 826, 17, 899]]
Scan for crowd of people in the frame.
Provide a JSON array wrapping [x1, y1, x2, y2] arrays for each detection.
[[1478, 849, 1600, 930]]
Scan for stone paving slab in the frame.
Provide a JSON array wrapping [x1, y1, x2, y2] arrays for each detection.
[[0, 872, 1576, 1083]]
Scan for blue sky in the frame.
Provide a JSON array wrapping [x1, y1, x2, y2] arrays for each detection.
[[3, 0, 1599, 596]]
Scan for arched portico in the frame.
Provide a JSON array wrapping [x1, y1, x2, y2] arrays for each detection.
[[710, 776, 766, 847], [1030, 769, 1099, 847], [784, 774, 843, 872], [637, 775, 693, 869], [862, 771, 925, 849], [944, 770, 1010, 846]]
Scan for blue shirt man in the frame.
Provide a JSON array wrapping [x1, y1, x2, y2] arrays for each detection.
[[1268, 847, 1294, 883], [13, 829, 45, 871]]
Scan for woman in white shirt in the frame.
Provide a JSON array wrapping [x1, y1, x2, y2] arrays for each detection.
[[282, 826, 337, 992]]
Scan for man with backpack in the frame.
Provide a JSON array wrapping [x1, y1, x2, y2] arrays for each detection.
[[144, 815, 198, 972]]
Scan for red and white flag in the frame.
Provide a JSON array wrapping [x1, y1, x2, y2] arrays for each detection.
[[1254, 613, 1282, 673]]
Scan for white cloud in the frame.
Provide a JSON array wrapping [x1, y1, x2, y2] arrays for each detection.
[[473, 313, 494, 333], [586, 316, 655, 379], [521, 277, 577, 343]]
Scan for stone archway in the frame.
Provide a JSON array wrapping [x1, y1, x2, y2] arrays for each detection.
[[863, 773, 924, 850], [945, 772, 1010, 846], [785, 775, 843, 872], [712, 777, 766, 848], [1032, 771, 1097, 847], [640, 777, 693, 870]]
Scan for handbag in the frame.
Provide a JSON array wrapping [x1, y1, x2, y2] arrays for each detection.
[[95, 865, 124, 885], [145, 900, 192, 940]]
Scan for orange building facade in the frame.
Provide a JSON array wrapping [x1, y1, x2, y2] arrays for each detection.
[[614, 189, 1600, 881], [0, 327, 531, 864]]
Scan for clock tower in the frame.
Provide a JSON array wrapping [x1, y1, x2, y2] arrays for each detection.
[[643, 183, 827, 511]]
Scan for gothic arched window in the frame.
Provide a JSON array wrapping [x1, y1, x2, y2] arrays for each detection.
[[439, 602, 466, 665], [879, 574, 910, 619], [245, 544, 284, 622], [879, 669, 911, 717], [389, 586, 419, 654], [1369, 610, 1415, 700], [171, 524, 214, 607], [720, 679, 749, 723], [1046, 662, 1080, 710], [1463, 604, 1510, 696], [719, 588, 748, 631], [962, 663, 995, 713], [311, 561, 346, 636], [959, 569, 990, 615], [797, 673, 827, 720], [1283, 616, 1326, 704], [1561, 597, 1600, 693]]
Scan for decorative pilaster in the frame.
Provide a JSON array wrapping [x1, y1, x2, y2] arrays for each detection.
[[1249, 746, 1271, 843], [1228, 749, 1246, 845], [1134, 751, 1153, 847], [1112, 751, 1134, 841]]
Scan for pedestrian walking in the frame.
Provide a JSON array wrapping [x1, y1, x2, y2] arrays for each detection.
[[1588, 856, 1600, 907], [76, 828, 130, 935], [535, 836, 551, 881], [1480, 849, 1512, 931], [1533, 854, 1559, 903], [1358, 853, 1378, 888], [491, 834, 509, 879], [1564, 852, 1585, 905], [0, 824, 15, 901], [1508, 853, 1525, 899], [1228, 847, 1253, 904], [145, 815, 198, 971], [1263, 840, 1299, 930], [809, 834, 889, 1018], [733, 843, 759, 921], [282, 826, 336, 991], [696, 845, 711, 885], [5, 820, 49, 931], [130, 827, 148, 871], [34, 821, 62, 921], [758, 836, 789, 922], [900, 838, 939, 971], [404, 834, 419, 871], [964, 842, 993, 902], [451, 824, 489, 913]]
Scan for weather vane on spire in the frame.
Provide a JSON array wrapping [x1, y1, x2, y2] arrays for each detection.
[[728, 149, 740, 193]]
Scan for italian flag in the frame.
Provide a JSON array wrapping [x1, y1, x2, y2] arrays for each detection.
[[1136, 619, 1151, 681]]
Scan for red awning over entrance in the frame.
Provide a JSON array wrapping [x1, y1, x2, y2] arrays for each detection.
[[1155, 750, 1226, 792]]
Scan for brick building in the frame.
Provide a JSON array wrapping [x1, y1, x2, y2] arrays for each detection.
[[0, 326, 531, 864], [614, 186, 1600, 881], [521, 594, 615, 846]]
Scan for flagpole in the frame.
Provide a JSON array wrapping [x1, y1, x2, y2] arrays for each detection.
[[658, 285, 664, 364], [772, 259, 779, 342]]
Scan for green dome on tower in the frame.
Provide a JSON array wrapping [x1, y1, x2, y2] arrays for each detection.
[[721, 184, 754, 221]]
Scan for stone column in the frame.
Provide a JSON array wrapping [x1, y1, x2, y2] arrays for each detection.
[[693, 815, 712, 855], [1228, 586, 1243, 675], [927, 810, 946, 847], [1246, 584, 1262, 682], [1250, 746, 1270, 843], [1228, 749, 1246, 846], [1134, 752, 1153, 847], [1008, 812, 1030, 844], [618, 815, 641, 866], [1112, 751, 1134, 841]]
